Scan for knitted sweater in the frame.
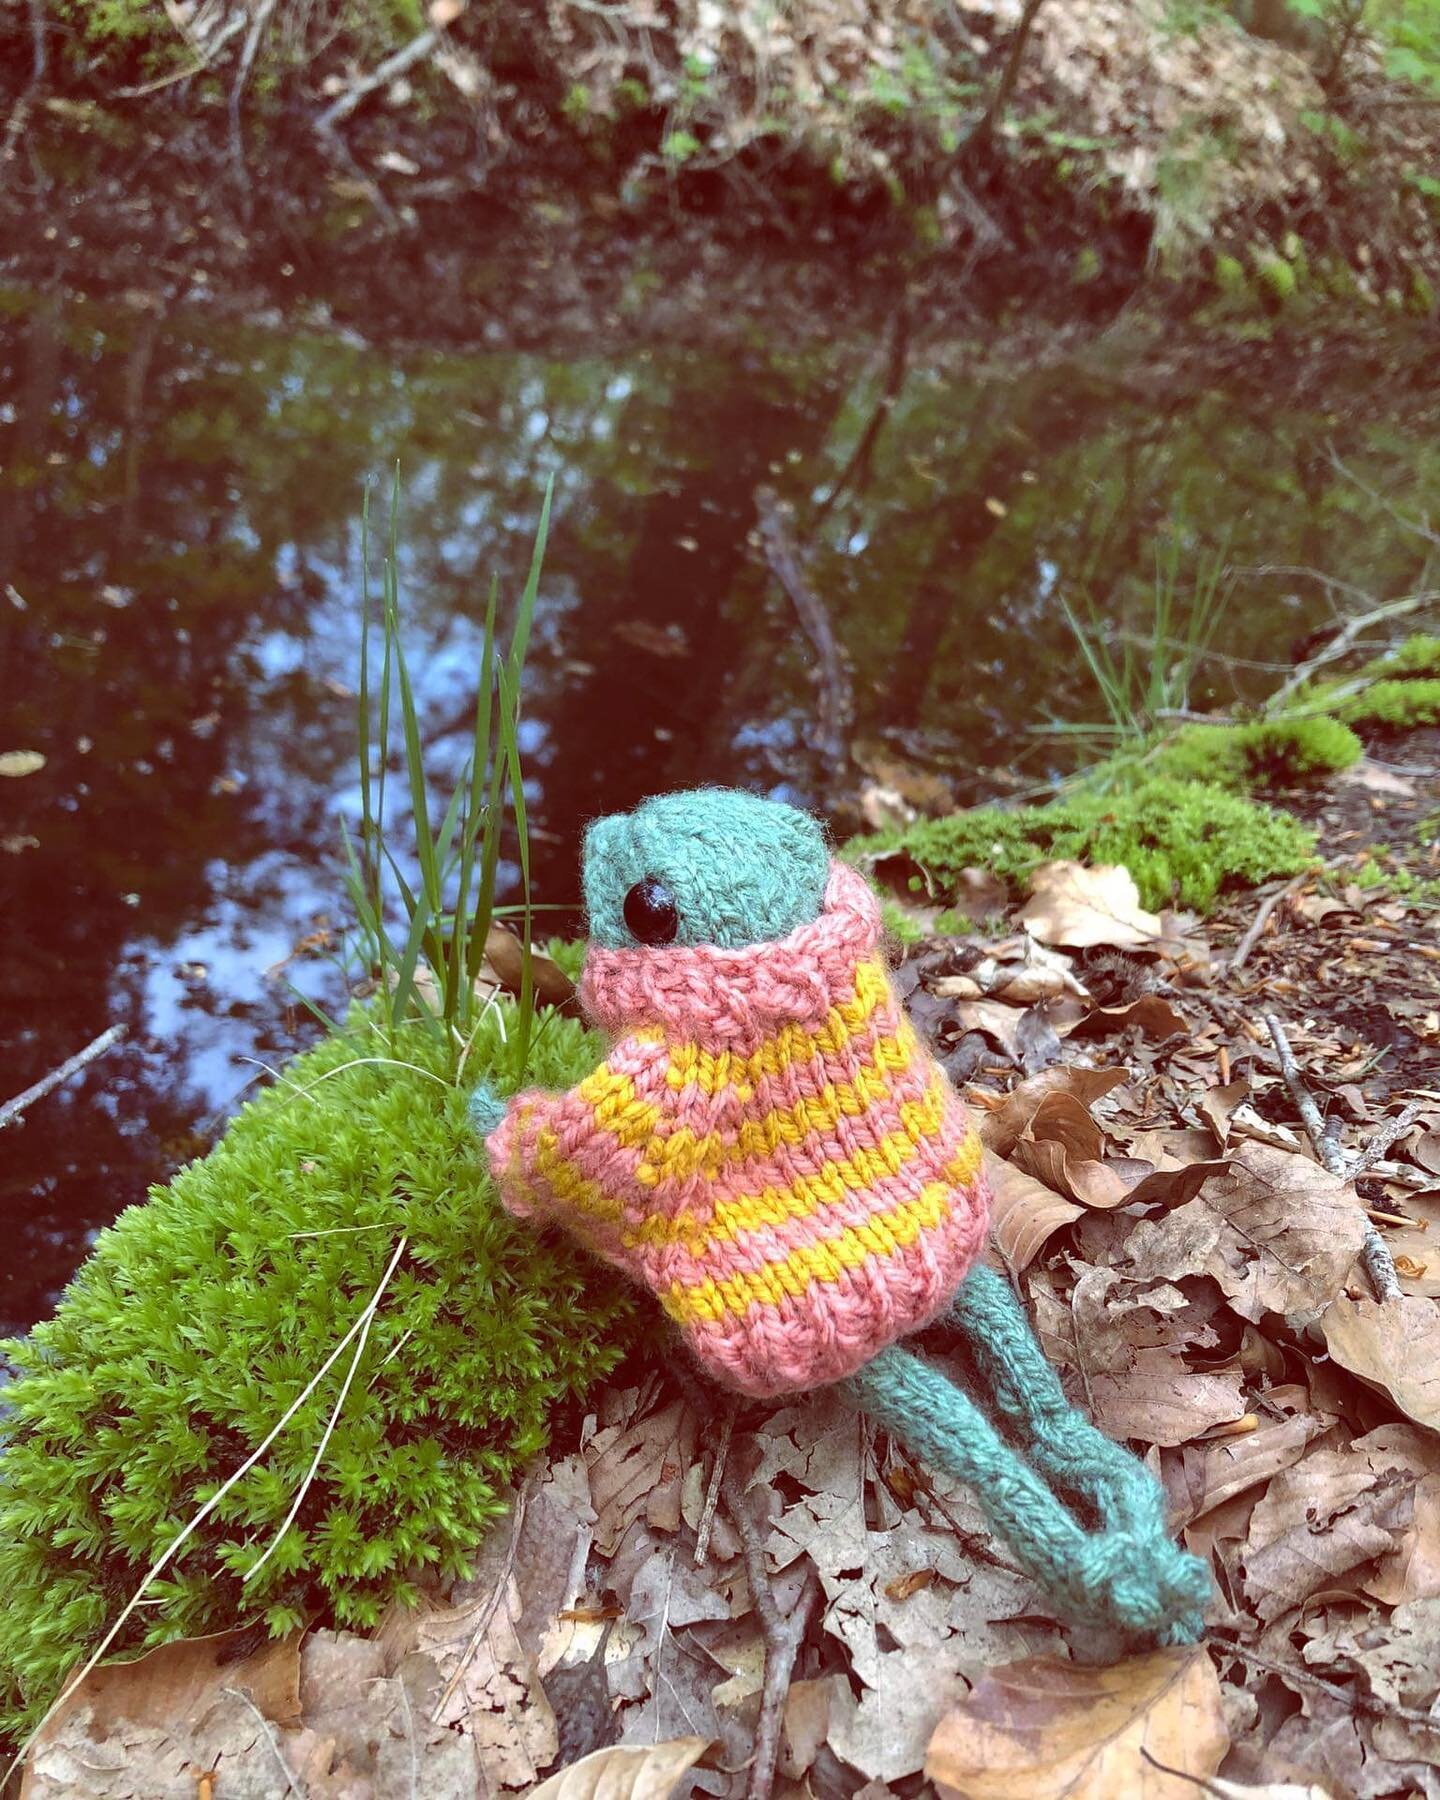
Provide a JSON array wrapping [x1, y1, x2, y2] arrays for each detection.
[[485, 861, 989, 1397]]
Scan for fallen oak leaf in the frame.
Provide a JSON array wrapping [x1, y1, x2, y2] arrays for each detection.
[[1120, 1143, 1367, 1322], [1018, 860, 1165, 952], [1321, 1293, 1440, 1432], [526, 1737, 711, 1799], [925, 1647, 1228, 1800], [1008, 1091, 1131, 1209], [972, 1065, 1129, 1157], [1068, 994, 1190, 1041], [983, 1149, 1083, 1271]]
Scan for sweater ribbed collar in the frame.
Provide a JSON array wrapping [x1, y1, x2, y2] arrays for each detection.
[[579, 860, 882, 1051]]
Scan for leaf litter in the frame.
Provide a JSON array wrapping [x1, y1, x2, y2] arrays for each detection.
[[21, 783, 1440, 1797]]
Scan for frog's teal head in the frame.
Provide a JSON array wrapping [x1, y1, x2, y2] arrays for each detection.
[[582, 788, 830, 951]]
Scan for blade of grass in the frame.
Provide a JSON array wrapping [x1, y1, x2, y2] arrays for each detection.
[[496, 661, 534, 1084]]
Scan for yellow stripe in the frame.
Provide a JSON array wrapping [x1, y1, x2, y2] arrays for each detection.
[[532, 1125, 626, 1226], [624, 1078, 968, 1252], [661, 1146, 981, 1327], [636, 1024, 920, 1187], [664, 958, 892, 1101]]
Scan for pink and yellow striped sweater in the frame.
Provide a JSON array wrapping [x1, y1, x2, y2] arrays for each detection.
[[485, 861, 989, 1397]]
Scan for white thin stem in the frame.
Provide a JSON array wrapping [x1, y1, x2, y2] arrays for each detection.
[[244, 1237, 408, 1584], [0, 1238, 408, 1790]]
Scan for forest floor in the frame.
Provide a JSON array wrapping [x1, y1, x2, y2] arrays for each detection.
[[18, 727, 1440, 1799]]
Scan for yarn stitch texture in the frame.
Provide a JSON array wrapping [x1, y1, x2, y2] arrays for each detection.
[[485, 859, 989, 1396]]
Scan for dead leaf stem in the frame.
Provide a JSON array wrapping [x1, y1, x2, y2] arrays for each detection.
[[221, 1684, 307, 1797]]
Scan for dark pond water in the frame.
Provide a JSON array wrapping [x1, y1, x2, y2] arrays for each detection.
[[2, 277, 1438, 1332]]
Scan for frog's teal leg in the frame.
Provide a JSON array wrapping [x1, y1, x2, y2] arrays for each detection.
[[841, 1267, 1209, 1646]]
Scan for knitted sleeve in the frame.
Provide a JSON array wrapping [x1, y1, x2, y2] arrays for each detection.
[[483, 1030, 670, 1272]]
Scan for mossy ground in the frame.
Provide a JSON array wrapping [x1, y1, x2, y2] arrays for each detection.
[[0, 1008, 637, 1738], [857, 777, 1316, 915], [857, 634, 1436, 919]]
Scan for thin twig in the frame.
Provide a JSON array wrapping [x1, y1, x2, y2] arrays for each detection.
[[0, 1024, 127, 1131], [1263, 587, 1439, 712], [693, 1401, 737, 1567], [1228, 877, 1305, 974], [1263, 1013, 1401, 1302], [1218, 1640, 1440, 1731], [315, 27, 439, 132], [1349, 1102, 1423, 1179], [2, 0, 48, 165], [429, 1478, 530, 1724], [220, 1686, 307, 1797]]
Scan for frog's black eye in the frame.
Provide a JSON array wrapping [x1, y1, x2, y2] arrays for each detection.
[[623, 877, 680, 946]]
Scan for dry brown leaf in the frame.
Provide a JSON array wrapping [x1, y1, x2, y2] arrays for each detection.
[[483, 923, 576, 1007], [587, 1399, 695, 1555], [0, 750, 45, 777], [973, 1065, 1129, 1157], [1007, 1090, 1132, 1208], [1239, 1440, 1424, 1621], [984, 1148, 1083, 1271], [1089, 1347, 1247, 1448], [1176, 1414, 1327, 1527], [526, 1738, 710, 1800], [925, 1648, 1228, 1799], [1322, 1293, 1440, 1431], [1121, 1144, 1366, 1322], [1199, 1078, 1252, 1148], [1017, 860, 1165, 951], [1069, 994, 1189, 1041]]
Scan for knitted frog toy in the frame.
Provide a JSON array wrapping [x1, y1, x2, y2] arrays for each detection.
[[472, 788, 1209, 1646]]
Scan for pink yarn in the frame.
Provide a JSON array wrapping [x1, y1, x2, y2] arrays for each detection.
[[487, 859, 989, 1396]]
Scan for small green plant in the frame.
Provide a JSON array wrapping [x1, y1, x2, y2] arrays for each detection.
[[342, 474, 549, 1088], [1056, 534, 1232, 747], [850, 777, 1316, 914], [0, 482, 641, 1756]]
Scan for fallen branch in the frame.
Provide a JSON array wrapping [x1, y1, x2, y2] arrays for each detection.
[[0, 1024, 127, 1132], [722, 1470, 819, 1800], [1262, 587, 1439, 713], [2, 0, 48, 166], [1219, 1640, 1440, 1733], [693, 1399, 736, 1567], [1228, 876, 1305, 974], [315, 28, 440, 134], [755, 485, 853, 772], [1263, 1013, 1401, 1303], [671, 1363, 817, 1800]]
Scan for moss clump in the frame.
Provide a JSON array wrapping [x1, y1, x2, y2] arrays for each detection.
[[1336, 678, 1440, 732], [0, 1011, 636, 1737], [853, 778, 1315, 914], [1148, 716, 1362, 789], [1356, 636, 1440, 682]]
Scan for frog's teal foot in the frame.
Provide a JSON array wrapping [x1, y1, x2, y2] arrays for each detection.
[[839, 1266, 1210, 1646], [467, 1080, 507, 1138]]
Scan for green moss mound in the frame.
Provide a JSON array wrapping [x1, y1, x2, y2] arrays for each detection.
[[854, 778, 1316, 914], [1147, 716, 1362, 790], [0, 1012, 636, 1737], [1355, 635, 1440, 682], [1336, 677, 1440, 733]]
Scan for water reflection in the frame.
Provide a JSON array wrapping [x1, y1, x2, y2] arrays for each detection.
[[1, 284, 1436, 1330]]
